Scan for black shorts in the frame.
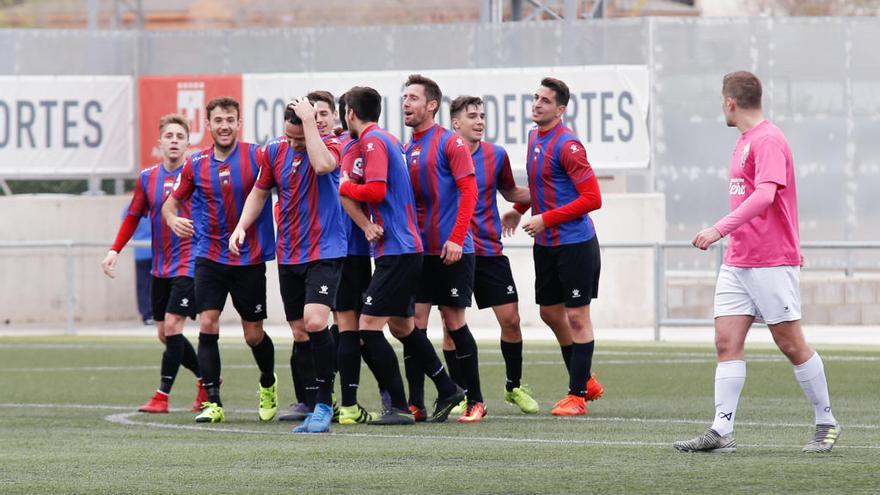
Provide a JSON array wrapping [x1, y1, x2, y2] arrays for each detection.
[[473, 255, 519, 310], [533, 236, 600, 308], [334, 255, 372, 313], [150, 276, 196, 321], [278, 258, 344, 321], [361, 253, 423, 318], [194, 257, 267, 322], [415, 254, 475, 308]]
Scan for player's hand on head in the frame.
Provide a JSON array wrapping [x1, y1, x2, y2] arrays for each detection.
[[691, 227, 722, 250], [501, 210, 522, 237], [171, 216, 194, 238], [441, 240, 463, 265], [292, 96, 316, 121], [101, 250, 118, 278], [522, 215, 545, 238]]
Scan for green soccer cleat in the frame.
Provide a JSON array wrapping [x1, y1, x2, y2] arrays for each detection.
[[673, 428, 736, 453], [504, 385, 539, 414], [450, 399, 467, 416], [367, 407, 416, 426], [802, 423, 841, 453], [194, 402, 225, 423], [258, 373, 279, 421], [332, 393, 340, 423], [338, 404, 377, 425]]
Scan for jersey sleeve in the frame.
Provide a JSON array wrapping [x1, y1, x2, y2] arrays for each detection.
[[127, 175, 149, 217], [342, 141, 365, 182], [445, 135, 475, 180], [362, 136, 389, 184], [171, 160, 195, 201], [497, 149, 516, 191], [324, 136, 343, 168], [255, 144, 277, 191], [559, 140, 595, 185], [753, 136, 788, 188]]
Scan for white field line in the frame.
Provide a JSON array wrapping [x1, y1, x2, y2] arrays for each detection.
[[98, 411, 879, 450], [1, 403, 878, 432]]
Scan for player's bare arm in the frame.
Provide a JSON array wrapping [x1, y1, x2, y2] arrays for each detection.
[[162, 196, 194, 238], [291, 98, 336, 175]]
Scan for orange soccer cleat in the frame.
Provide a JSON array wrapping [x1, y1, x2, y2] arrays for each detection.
[[139, 391, 169, 413], [585, 372, 605, 402], [457, 402, 487, 423], [550, 394, 587, 416]]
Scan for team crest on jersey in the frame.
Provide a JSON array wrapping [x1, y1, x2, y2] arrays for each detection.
[[172, 174, 182, 191], [292, 156, 303, 172], [218, 164, 231, 186], [409, 146, 421, 168], [163, 178, 175, 197], [739, 141, 751, 168]]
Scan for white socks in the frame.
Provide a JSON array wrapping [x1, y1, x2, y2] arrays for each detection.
[[710, 360, 746, 436], [794, 352, 836, 425]]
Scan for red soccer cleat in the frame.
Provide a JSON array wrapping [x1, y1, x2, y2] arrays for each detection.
[[550, 394, 587, 416], [408, 405, 427, 422], [139, 391, 169, 413], [586, 372, 605, 402], [192, 379, 209, 411]]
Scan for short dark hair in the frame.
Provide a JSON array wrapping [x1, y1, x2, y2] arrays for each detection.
[[158, 113, 190, 136], [722, 71, 762, 109], [337, 91, 349, 131], [206, 96, 240, 119], [405, 74, 442, 116], [540, 77, 570, 106], [343, 86, 382, 123], [307, 90, 336, 112], [449, 95, 483, 120]]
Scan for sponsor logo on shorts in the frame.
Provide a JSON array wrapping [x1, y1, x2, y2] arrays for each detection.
[[506, 285, 515, 295], [319, 285, 329, 295], [783, 306, 790, 312], [450, 288, 459, 297], [180, 298, 189, 307], [572, 289, 581, 298], [255, 304, 263, 313], [365, 296, 373, 306]]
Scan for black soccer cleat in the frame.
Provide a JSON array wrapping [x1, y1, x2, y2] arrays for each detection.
[[428, 385, 466, 423]]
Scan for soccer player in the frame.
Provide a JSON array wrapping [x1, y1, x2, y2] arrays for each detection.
[[402, 74, 484, 423], [448, 95, 538, 414], [502, 77, 604, 417], [162, 97, 278, 424], [230, 92, 346, 434], [674, 71, 840, 454], [101, 114, 206, 413], [338, 86, 465, 425]]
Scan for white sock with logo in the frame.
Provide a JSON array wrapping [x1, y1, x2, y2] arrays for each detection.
[[710, 360, 746, 437], [793, 352, 836, 425]]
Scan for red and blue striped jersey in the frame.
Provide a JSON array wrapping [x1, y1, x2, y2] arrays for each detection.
[[405, 124, 475, 255], [471, 142, 517, 256], [172, 142, 276, 265], [360, 123, 423, 257], [127, 163, 194, 278], [255, 134, 347, 265], [525, 122, 597, 247], [340, 138, 372, 257]]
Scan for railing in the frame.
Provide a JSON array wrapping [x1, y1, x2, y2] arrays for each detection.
[[2, 240, 880, 338]]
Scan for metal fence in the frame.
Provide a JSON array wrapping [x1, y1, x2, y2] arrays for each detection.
[[5, 239, 879, 338]]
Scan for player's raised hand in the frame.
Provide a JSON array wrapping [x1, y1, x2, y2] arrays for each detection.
[[170, 216, 194, 238], [440, 240, 463, 265], [362, 223, 384, 243], [522, 214, 546, 238], [228, 226, 247, 255], [691, 227, 722, 250], [501, 210, 522, 237], [291, 97, 317, 122], [101, 250, 119, 279]]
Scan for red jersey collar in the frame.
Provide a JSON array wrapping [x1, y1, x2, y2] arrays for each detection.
[[411, 123, 439, 142], [537, 120, 563, 139]]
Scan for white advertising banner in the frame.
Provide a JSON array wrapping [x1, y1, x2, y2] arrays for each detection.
[[243, 66, 649, 170], [0, 76, 133, 176]]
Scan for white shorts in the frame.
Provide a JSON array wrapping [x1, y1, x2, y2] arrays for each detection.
[[713, 264, 801, 325]]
